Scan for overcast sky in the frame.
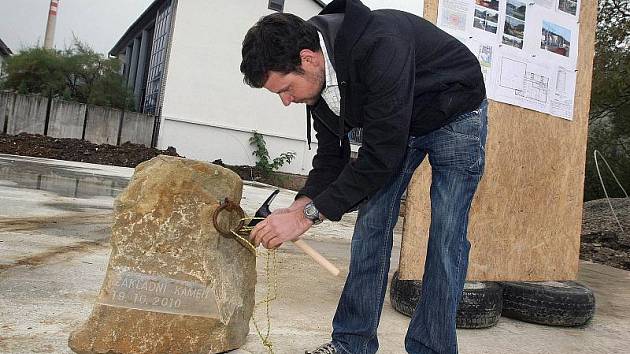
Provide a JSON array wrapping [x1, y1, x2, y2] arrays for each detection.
[[0, 1, 421, 56], [1, 0, 154, 55]]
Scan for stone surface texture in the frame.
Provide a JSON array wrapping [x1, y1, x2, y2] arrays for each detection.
[[68, 155, 256, 354]]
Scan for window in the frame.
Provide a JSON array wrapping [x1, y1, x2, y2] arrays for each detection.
[[143, 0, 173, 115], [268, 0, 285, 12]]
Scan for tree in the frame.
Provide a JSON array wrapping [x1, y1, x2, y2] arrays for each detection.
[[0, 40, 134, 110], [0, 47, 67, 96], [584, 0, 630, 201]]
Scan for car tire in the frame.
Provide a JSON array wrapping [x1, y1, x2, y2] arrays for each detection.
[[389, 270, 502, 329], [457, 281, 503, 329], [500, 281, 596, 327]]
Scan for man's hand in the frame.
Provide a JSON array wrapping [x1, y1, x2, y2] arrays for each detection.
[[250, 207, 313, 249]]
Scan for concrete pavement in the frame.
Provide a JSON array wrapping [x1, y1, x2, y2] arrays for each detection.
[[0, 154, 628, 353]]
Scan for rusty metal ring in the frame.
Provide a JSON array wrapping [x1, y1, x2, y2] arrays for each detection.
[[212, 198, 245, 236]]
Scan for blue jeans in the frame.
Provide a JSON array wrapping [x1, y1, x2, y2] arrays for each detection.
[[331, 99, 488, 354]]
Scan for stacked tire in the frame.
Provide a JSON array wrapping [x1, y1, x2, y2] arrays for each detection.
[[389, 270, 596, 328], [389, 271, 502, 329], [500, 281, 596, 327]]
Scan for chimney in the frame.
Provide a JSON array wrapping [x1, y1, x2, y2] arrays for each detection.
[[44, 0, 60, 49]]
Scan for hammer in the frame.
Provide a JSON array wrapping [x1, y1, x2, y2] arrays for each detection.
[[249, 190, 340, 277]]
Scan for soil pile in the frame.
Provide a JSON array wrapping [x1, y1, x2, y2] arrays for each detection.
[[210, 159, 278, 186], [581, 198, 630, 270], [0, 133, 296, 188], [0, 133, 179, 168]]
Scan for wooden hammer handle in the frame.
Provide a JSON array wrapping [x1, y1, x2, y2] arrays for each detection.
[[292, 239, 340, 277]]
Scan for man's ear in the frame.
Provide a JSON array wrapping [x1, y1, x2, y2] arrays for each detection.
[[299, 49, 317, 66]]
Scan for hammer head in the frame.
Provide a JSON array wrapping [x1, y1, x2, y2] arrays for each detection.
[[247, 189, 280, 226]]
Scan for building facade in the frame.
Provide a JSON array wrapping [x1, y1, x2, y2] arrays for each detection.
[[110, 0, 326, 175], [0, 38, 12, 77], [110, 0, 422, 175]]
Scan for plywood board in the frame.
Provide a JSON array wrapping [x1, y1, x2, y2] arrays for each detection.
[[399, 0, 597, 281]]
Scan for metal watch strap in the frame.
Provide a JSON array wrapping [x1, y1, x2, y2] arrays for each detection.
[[304, 201, 322, 225]]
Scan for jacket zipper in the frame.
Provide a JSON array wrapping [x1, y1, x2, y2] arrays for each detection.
[[339, 81, 347, 148]]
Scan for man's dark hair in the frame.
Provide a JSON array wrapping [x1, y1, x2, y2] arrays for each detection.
[[241, 13, 320, 88]]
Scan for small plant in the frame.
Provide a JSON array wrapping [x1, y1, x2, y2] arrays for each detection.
[[249, 131, 296, 176]]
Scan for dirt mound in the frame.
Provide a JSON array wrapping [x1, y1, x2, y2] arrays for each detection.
[[581, 198, 630, 270], [0, 133, 179, 168], [0, 133, 303, 190]]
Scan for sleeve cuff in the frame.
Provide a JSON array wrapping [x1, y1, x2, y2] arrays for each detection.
[[295, 186, 318, 202], [313, 191, 346, 222]]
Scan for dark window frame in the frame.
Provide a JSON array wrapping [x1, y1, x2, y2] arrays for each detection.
[[143, 0, 173, 115], [268, 0, 285, 12]]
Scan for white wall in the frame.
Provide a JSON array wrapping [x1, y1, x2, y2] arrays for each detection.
[[319, 0, 425, 17], [361, 0, 424, 17], [157, 1, 424, 174], [159, 0, 322, 175], [159, 118, 317, 174]]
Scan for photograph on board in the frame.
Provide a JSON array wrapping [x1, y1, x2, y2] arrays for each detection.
[[502, 0, 527, 49], [558, 0, 578, 16], [441, 9, 467, 31], [475, 0, 500, 11], [502, 35, 524, 49], [506, 0, 527, 20], [474, 7, 499, 34], [541, 21, 571, 57]]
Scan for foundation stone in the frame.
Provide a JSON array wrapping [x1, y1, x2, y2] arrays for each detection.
[[69, 155, 256, 354]]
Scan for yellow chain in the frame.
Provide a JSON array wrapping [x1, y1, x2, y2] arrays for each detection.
[[229, 217, 278, 354]]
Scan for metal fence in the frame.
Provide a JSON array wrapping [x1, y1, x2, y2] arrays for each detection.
[[0, 91, 156, 147]]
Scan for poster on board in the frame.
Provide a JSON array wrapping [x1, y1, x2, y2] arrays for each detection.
[[437, 0, 581, 120]]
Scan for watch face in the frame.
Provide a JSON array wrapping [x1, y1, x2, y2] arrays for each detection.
[[305, 205, 316, 218], [304, 202, 320, 222]]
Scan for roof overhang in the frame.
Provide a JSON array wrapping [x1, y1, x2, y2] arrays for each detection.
[[0, 38, 12, 56], [109, 0, 326, 57], [109, 0, 166, 57]]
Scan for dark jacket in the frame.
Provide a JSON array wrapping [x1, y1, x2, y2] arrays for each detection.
[[298, 0, 485, 221]]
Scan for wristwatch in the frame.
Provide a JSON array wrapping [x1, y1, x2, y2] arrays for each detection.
[[303, 201, 323, 225]]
